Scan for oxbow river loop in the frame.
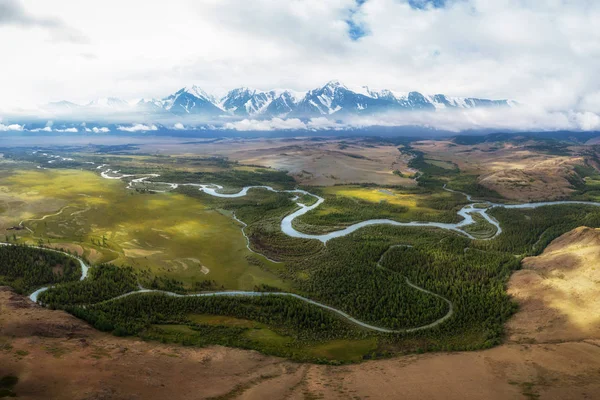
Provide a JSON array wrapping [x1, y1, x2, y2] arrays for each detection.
[[15, 160, 600, 333]]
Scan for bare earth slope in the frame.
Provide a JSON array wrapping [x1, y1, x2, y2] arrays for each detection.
[[137, 138, 416, 186], [507, 226, 600, 343], [2, 227, 600, 399], [478, 157, 580, 202], [412, 140, 585, 201]]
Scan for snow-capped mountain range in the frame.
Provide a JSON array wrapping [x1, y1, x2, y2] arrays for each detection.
[[47, 81, 515, 119]]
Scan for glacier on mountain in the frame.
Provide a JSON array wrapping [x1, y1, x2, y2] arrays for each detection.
[[43, 80, 514, 121]]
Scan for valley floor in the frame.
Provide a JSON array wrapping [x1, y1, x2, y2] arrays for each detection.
[[2, 226, 600, 400], [1, 288, 599, 400], [2, 136, 600, 398]]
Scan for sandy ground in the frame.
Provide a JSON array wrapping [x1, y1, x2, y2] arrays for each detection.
[[412, 140, 585, 201], [137, 138, 416, 187], [3, 227, 600, 400], [1, 293, 599, 400], [507, 227, 600, 343]]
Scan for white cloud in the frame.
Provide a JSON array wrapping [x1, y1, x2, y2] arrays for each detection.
[[307, 117, 345, 130], [117, 123, 158, 132], [224, 118, 307, 131], [220, 108, 600, 133], [29, 126, 52, 132], [0, 123, 24, 131], [173, 122, 185, 130], [0, 0, 87, 43], [0, 0, 598, 120], [54, 127, 78, 132], [571, 111, 600, 131], [92, 126, 110, 133], [222, 117, 349, 132]]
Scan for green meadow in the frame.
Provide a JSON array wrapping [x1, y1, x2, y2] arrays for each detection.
[[4, 146, 600, 364], [0, 167, 289, 291], [293, 184, 468, 233]]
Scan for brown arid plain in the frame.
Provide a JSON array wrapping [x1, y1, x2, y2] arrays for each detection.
[[136, 138, 417, 186], [2, 137, 600, 399], [138, 137, 589, 201], [412, 139, 587, 201], [2, 226, 600, 400]]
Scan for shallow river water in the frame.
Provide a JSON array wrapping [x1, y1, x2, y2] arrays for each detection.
[[15, 160, 600, 332]]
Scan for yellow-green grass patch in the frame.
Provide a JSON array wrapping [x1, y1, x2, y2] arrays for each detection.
[[424, 158, 456, 170], [321, 186, 420, 207], [317, 185, 456, 219], [293, 185, 465, 233], [305, 338, 377, 362], [245, 328, 293, 347], [151, 324, 197, 335], [187, 314, 264, 328], [0, 168, 291, 292]]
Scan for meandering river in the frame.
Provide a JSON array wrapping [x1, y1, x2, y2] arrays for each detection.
[[17, 243, 452, 333], [98, 167, 600, 243], [15, 160, 600, 333]]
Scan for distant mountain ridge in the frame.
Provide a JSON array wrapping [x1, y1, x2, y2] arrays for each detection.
[[47, 81, 515, 119]]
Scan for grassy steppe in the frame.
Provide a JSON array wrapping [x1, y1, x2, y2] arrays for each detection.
[[293, 185, 468, 234], [4, 146, 600, 364], [0, 168, 289, 292]]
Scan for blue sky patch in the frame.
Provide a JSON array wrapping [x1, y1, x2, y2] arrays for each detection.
[[346, 0, 369, 41], [408, 0, 448, 10], [347, 19, 368, 40]]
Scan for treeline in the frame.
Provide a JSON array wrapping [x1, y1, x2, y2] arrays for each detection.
[[290, 228, 460, 330], [0, 245, 80, 293], [181, 186, 325, 261], [145, 275, 186, 293], [39, 264, 137, 306], [68, 293, 356, 341], [150, 168, 296, 190], [283, 223, 521, 350], [297, 195, 408, 227], [461, 213, 498, 239], [28, 202, 600, 355], [142, 275, 222, 293], [477, 204, 600, 255], [403, 146, 457, 189], [401, 145, 504, 201], [246, 221, 324, 261], [294, 191, 465, 235], [417, 191, 468, 211], [568, 162, 600, 201], [178, 185, 297, 226], [445, 175, 504, 201], [9, 145, 600, 360], [379, 237, 519, 349]]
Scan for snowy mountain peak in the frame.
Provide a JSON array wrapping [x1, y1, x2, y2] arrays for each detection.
[[44, 81, 515, 119], [324, 80, 346, 89], [161, 86, 222, 115], [87, 97, 130, 108], [46, 100, 81, 110], [178, 86, 215, 103], [230, 87, 256, 95], [320, 80, 348, 96], [220, 87, 308, 117]]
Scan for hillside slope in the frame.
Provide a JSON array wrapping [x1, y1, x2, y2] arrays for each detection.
[[507, 226, 600, 342], [3, 222, 600, 400]]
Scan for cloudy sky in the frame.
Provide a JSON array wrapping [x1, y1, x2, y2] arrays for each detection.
[[1, 0, 600, 130]]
